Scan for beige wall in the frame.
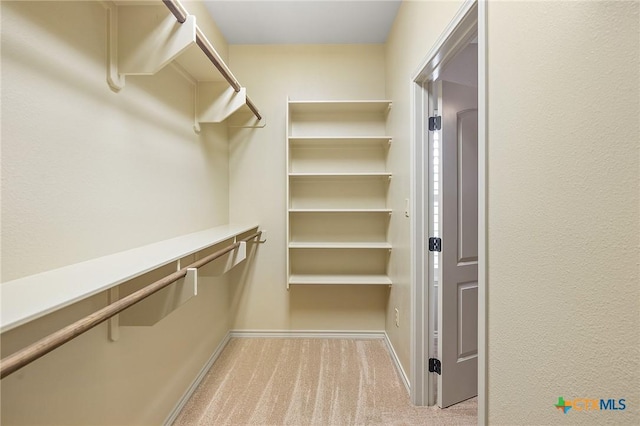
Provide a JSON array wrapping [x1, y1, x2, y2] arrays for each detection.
[[1, 1, 234, 424], [487, 0, 639, 423], [227, 45, 388, 331], [384, 0, 464, 377]]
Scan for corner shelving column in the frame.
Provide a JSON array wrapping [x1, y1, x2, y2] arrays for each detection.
[[286, 100, 393, 289]]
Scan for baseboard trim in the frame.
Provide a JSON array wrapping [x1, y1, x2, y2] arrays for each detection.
[[383, 332, 411, 395], [229, 329, 386, 339], [164, 331, 232, 426]]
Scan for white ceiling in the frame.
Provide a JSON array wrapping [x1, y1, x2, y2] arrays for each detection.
[[203, 1, 402, 45]]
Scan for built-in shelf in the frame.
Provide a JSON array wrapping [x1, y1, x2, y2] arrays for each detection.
[[288, 136, 392, 146], [289, 100, 392, 114], [286, 99, 392, 288], [289, 172, 392, 178], [289, 209, 392, 213], [0, 224, 258, 333], [289, 242, 392, 249], [288, 274, 393, 286]]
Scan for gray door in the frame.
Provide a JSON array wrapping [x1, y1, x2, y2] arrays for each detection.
[[437, 80, 478, 408]]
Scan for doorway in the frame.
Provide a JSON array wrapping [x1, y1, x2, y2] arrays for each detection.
[[409, 0, 487, 422]]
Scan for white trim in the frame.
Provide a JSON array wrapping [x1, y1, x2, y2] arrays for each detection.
[[383, 332, 411, 395], [229, 329, 385, 339], [413, 0, 478, 84], [410, 0, 483, 410], [477, 0, 488, 424], [410, 80, 428, 406], [164, 331, 232, 426]]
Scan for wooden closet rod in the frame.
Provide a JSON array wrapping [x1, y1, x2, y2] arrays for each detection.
[[0, 231, 262, 380], [162, 0, 263, 121]]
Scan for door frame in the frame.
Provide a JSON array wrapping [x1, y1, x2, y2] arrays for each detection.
[[409, 0, 487, 423]]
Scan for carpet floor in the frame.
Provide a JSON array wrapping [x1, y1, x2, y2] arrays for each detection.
[[174, 338, 477, 425]]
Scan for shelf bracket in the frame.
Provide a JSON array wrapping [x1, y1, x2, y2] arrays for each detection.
[[104, 2, 196, 91], [107, 287, 119, 342], [118, 268, 197, 327], [199, 242, 247, 276], [197, 83, 247, 124]]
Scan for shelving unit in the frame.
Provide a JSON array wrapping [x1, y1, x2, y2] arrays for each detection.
[[286, 99, 393, 288]]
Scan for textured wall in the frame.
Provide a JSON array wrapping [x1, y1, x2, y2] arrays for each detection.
[[1, 1, 233, 424], [487, 1, 639, 423], [384, 0, 465, 379], [227, 45, 389, 331]]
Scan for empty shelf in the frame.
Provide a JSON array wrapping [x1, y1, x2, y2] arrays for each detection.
[[289, 172, 392, 178], [289, 274, 392, 286], [289, 209, 392, 213], [289, 242, 392, 249], [289, 100, 392, 114], [288, 136, 392, 146]]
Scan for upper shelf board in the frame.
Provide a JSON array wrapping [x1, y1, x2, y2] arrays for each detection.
[[289, 100, 392, 114], [288, 136, 392, 146], [289, 172, 392, 178], [289, 208, 393, 213], [0, 224, 258, 333], [288, 274, 393, 286]]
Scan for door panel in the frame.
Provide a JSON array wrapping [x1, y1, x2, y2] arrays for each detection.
[[437, 80, 478, 408], [458, 110, 478, 263], [458, 281, 478, 359]]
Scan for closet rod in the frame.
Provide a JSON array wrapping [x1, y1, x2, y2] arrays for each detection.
[[162, 0, 263, 121], [161, 0, 187, 23], [0, 231, 262, 380]]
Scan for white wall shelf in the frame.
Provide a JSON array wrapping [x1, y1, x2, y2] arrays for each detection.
[[289, 100, 392, 114], [289, 209, 392, 213], [288, 274, 392, 286], [286, 99, 392, 289], [289, 136, 392, 147], [289, 242, 392, 249], [289, 172, 392, 178], [0, 224, 258, 333]]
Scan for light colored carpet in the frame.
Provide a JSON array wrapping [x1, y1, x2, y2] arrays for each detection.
[[174, 338, 477, 425]]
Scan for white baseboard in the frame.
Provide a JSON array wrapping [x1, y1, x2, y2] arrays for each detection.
[[164, 331, 232, 426], [230, 329, 386, 339], [383, 332, 411, 394]]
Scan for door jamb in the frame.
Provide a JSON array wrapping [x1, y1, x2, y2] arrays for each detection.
[[409, 0, 487, 423]]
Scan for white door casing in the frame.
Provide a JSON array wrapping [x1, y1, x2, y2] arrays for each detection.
[[437, 80, 478, 408]]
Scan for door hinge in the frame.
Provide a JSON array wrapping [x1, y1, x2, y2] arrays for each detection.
[[428, 116, 441, 131], [428, 358, 442, 375], [428, 237, 441, 252]]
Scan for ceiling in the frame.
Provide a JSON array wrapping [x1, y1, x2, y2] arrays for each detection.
[[203, 1, 402, 45]]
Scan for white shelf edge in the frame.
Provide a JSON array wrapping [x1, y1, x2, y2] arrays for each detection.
[[288, 136, 392, 140], [289, 172, 392, 177], [0, 224, 258, 333], [288, 209, 392, 213], [288, 242, 392, 249], [288, 274, 392, 286], [288, 100, 392, 114]]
